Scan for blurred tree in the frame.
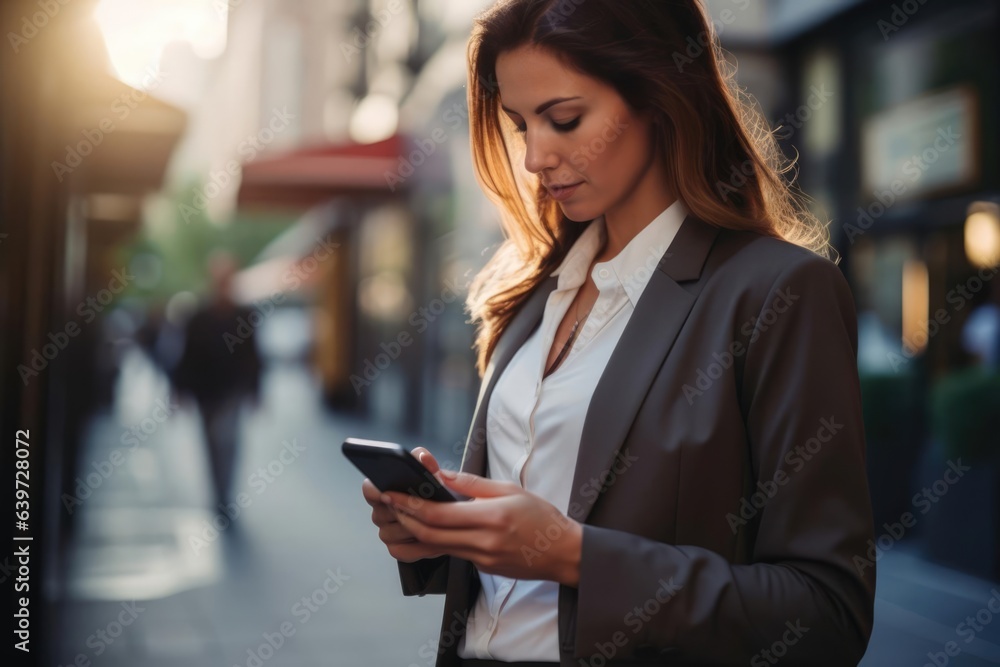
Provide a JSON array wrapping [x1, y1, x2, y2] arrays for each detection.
[[119, 176, 296, 301]]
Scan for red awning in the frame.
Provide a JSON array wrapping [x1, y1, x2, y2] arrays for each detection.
[[236, 134, 408, 210]]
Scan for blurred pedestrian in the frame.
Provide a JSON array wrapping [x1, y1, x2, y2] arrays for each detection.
[[961, 274, 1000, 370], [171, 250, 262, 507]]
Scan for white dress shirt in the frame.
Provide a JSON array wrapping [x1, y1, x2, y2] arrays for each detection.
[[457, 198, 689, 661]]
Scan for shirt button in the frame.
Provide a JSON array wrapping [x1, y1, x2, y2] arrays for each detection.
[[598, 268, 610, 279]]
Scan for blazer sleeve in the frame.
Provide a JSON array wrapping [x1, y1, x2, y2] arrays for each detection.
[[398, 555, 450, 596], [574, 255, 876, 665]]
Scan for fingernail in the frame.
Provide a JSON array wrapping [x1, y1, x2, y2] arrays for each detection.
[[380, 493, 392, 504], [440, 468, 457, 479]]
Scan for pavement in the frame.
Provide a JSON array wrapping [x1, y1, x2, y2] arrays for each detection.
[[50, 342, 1000, 666], [52, 345, 449, 667]]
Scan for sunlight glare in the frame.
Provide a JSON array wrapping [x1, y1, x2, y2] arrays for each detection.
[[93, 0, 227, 89]]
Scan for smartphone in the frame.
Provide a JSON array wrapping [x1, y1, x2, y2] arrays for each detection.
[[342, 437, 466, 502]]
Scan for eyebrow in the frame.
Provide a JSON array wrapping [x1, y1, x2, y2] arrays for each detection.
[[500, 96, 582, 116]]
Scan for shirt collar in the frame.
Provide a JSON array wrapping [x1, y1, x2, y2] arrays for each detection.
[[550, 198, 689, 308], [550, 215, 605, 282]]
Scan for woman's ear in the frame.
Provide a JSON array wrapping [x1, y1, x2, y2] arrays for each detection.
[[649, 109, 665, 131], [643, 109, 662, 144]]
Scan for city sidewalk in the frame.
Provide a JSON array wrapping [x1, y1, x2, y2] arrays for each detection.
[[53, 345, 448, 667], [53, 345, 1000, 666], [862, 545, 1000, 665]]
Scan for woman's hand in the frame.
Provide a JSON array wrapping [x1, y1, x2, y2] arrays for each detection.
[[361, 447, 449, 563], [382, 468, 583, 587]]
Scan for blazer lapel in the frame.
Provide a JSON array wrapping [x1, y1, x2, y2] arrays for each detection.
[[568, 212, 719, 523], [460, 212, 721, 526]]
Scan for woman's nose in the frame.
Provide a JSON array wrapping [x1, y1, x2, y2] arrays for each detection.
[[523, 130, 559, 174]]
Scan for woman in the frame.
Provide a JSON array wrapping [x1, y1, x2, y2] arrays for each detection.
[[361, 1, 875, 665]]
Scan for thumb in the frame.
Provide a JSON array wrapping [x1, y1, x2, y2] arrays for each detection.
[[412, 447, 440, 475], [439, 469, 516, 498]]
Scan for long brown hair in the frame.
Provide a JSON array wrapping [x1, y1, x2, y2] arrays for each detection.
[[464, 0, 834, 378]]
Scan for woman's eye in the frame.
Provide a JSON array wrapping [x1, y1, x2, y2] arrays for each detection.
[[513, 117, 581, 134], [553, 117, 581, 132]]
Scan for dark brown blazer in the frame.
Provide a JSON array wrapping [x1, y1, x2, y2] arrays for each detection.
[[397, 211, 876, 666]]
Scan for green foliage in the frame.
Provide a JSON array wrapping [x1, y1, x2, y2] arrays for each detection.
[[930, 368, 1000, 465], [859, 370, 923, 454], [119, 176, 296, 301]]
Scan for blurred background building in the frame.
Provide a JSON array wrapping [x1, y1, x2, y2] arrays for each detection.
[[1, 0, 999, 665]]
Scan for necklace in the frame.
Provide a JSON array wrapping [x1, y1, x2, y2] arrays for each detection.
[[544, 294, 593, 377]]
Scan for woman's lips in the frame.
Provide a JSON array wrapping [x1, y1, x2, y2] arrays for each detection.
[[547, 182, 583, 202]]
